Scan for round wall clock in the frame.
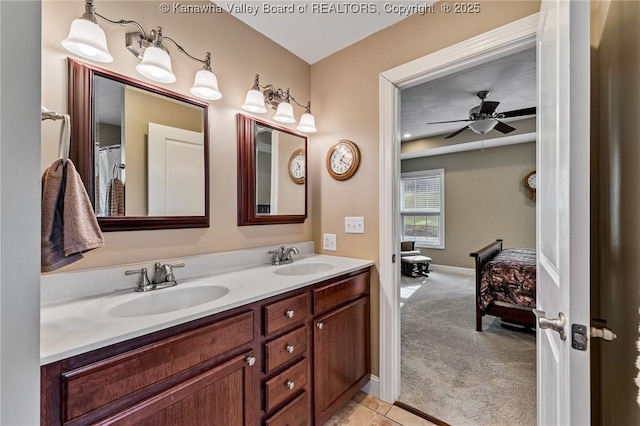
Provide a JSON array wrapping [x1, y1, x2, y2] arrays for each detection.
[[288, 148, 305, 184], [524, 170, 536, 201], [326, 140, 360, 180]]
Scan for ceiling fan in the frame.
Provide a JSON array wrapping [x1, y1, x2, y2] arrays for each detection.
[[426, 90, 536, 139]]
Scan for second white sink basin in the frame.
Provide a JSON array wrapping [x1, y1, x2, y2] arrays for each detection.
[[273, 262, 335, 276], [107, 284, 232, 318]]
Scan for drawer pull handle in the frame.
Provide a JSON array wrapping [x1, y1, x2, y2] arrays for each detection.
[[285, 310, 295, 318], [286, 380, 295, 390], [246, 356, 256, 367], [316, 322, 324, 330], [286, 345, 295, 354]]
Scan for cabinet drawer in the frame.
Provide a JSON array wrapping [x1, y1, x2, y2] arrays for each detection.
[[264, 293, 308, 336], [63, 311, 254, 421], [264, 326, 307, 373], [313, 270, 369, 314], [264, 358, 308, 412], [265, 391, 309, 426]]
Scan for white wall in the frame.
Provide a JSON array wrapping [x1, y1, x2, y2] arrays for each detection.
[[0, 1, 42, 424]]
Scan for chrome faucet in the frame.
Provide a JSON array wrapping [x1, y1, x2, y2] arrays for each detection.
[[269, 246, 299, 265], [125, 262, 185, 292]]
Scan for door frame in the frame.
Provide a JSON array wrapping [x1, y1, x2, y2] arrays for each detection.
[[377, 13, 539, 402]]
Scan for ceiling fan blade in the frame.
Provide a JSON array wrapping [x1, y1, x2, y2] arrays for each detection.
[[500, 106, 536, 118], [444, 126, 469, 139], [494, 121, 516, 134], [426, 118, 473, 125], [479, 101, 500, 115]]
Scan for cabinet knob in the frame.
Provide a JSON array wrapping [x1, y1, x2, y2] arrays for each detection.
[[246, 356, 256, 367], [285, 310, 295, 318], [286, 345, 295, 354], [316, 322, 324, 330], [285, 380, 295, 390]]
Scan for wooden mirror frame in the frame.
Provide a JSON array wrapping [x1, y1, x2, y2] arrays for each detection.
[[237, 114, 308, 225], [68, 58, 210, 232]]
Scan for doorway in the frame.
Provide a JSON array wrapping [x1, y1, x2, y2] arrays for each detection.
[[377, 13, 539, 404]]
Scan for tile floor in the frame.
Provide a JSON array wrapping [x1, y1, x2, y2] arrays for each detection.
[[323, 391, 438, 426]]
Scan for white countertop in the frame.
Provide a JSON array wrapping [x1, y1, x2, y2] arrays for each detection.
[[41, 248, 373, 365]]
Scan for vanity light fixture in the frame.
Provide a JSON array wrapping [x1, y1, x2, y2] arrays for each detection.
[[61, 0, 222, 101], [241, 74, 317, 133]]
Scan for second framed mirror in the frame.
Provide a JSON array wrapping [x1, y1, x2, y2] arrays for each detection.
[[237, 114, 307, 225]]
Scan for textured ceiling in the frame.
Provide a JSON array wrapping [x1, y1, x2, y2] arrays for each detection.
[[401, 47, 537, 141]]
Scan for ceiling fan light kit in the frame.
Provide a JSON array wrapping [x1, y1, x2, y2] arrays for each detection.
[[426, 90, 535, 139]]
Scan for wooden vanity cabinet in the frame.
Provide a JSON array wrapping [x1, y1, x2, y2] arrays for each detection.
[[313, 270, 371, 425], [41, 310, 257, 425], [41, 267, 370, 426]]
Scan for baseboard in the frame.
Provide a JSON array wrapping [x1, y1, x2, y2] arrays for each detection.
[[430, 264, 474, 277], [360, 374, 380, 398]]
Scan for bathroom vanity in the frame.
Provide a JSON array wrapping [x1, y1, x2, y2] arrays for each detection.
[[40, 246, 372, 425]]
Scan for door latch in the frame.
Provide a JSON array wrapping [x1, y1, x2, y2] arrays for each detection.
[[571, 319, 617, 351]]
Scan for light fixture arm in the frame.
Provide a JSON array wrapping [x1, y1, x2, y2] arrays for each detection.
[[163, 36, 211, 68], [85, 0, 210, 67]]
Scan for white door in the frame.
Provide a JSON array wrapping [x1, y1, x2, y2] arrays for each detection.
[[536, 1, 590, 425], [147, 122, 204, 216]]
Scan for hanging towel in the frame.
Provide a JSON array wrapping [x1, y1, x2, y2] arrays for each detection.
[[41, 159, 104, 272], [105, 177, 125, 216]]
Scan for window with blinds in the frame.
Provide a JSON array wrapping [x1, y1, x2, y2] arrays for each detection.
[[400, 169, 445, 248]]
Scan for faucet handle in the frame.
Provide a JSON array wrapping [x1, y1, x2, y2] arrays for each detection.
[[125, 267, 152, 291], [268, 249, 281, 265], [168, 263, 185, 268]]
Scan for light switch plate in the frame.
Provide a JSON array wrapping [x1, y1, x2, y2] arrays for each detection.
[[323, 233, 337, 251], [345, 216, 365, 234]]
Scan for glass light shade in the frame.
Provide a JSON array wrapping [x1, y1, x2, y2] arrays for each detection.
[[273, 102, 296, 124], [190, 69, 222, 100], [241, 89, 267, 113], [468, 119, 498, 134], [296, 112, 317, 133], [136, 46, 176, 83], [61, 18, 113, 63]]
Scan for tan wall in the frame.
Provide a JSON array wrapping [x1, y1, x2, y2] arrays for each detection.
[[402, 117, 536, 154], [311, 1, 541, 375], [41, 1, 311, 270], [124, 87, 203, 215], [402, 143, 536, 268], [593, 0, 640, 423]]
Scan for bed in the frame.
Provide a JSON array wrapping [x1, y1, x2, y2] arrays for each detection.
[[470, 239, 536, 332]]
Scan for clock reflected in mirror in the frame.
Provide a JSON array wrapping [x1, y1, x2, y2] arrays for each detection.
[[288, 148, 305, 184], [326, 140, 360, 180], [524, 170, 536, 202]]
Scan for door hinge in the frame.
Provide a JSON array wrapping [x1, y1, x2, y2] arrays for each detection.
[[392, 253, 396, 263], [571, 320, 617, 351]]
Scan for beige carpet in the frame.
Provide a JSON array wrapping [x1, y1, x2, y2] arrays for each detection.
[[398, 271, 536, 426]]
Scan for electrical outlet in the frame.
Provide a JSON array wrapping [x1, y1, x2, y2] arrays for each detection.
[[345, 216, 365, 234], [323, 233, 337, 251]]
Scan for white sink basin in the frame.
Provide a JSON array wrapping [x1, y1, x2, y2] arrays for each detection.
[[106, 284, 234, 318], [273, 262, 334, 276]]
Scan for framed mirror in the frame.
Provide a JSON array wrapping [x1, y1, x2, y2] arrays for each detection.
[[68, 58, 209, 231], [237, 114, 307, 225]]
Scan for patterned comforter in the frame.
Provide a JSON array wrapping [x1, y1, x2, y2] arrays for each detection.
[[479, 248, 536, 310]]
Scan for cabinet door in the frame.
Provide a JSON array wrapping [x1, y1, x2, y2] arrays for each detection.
[[314, 297, 369, 424], [96, 352, 256, 426]]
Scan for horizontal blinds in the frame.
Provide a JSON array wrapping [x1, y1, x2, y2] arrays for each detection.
[[401, 174, 441, 213]]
